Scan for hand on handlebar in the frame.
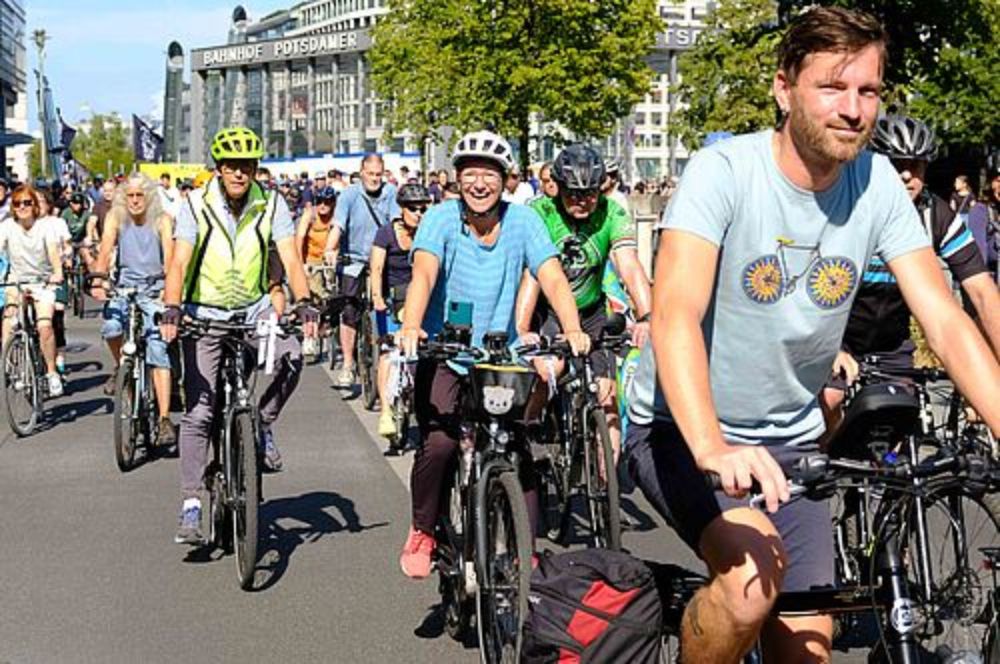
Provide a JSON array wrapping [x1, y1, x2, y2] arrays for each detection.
[[559, 329, 591, 357], [159, 305, 183, 343], [832, 350, 859, 385], [292, 301, 320, 338], [699, 442, 790, 514], [397, 326, 427, 359], [372, 296, 387, 313], [517, 330, 541, 347], [631, 320, 650, 349]]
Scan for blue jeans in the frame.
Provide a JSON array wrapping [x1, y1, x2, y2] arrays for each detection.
[[101, 296, 170, 368]]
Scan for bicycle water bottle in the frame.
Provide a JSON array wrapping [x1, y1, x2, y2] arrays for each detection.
[[460, 424, 474, 485]]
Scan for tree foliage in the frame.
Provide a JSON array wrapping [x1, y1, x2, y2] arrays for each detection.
[[370, 0, 660, 169], [670, 0, 1000, 151], [70, 114, 134, 177]]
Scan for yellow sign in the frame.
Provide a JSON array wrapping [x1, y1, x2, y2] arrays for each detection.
[[138, 162, 212, 186]]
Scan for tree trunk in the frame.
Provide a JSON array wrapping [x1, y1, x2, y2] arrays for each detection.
[[518, 112, 531, 175]]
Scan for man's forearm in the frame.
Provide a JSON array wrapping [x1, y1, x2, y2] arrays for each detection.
[[929, 313, 1000, 434], [653, 307, 727, 460], [971, 289, 1000, 359], [402, 270, 432, 330]]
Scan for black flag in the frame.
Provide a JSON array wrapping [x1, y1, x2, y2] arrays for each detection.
[[132, 114, 164, 162]]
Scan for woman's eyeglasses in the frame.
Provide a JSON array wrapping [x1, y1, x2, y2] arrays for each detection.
[[11, 199, 34, 209], [405, 205, 429, 214]]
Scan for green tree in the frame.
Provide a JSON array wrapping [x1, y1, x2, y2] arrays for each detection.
[[668, 0, 780, 150], [27, 140, 44, 179], [370, 0, 660, 170], [71, 113, 134, 176], [670, 0, 1000, 151]]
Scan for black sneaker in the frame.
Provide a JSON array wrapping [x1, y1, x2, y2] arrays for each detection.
[[157, 417, 176, 448]]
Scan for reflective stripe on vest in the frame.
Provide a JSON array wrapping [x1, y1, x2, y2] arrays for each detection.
[[183, 179, 277, 309]]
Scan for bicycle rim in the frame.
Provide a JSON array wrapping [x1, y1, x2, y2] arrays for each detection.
[[905, 490, 999, 658], [232, 411, 260, 590], [476, 471, 531, 664], [2, 334, 38, 436], [586, 408, 621, 550], [443, 464, 472, 641], [112, 359, 138, 471]]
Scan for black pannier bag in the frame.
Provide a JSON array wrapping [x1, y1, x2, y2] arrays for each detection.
[[522, 548, 662, 663]]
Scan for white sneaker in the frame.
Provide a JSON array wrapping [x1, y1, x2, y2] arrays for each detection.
[[335, 367, 355, 387], [47, 372, 63, 398], [302, 337, 318, 357]]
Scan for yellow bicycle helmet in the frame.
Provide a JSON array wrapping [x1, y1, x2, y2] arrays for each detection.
[[210, 126, 264, 162]]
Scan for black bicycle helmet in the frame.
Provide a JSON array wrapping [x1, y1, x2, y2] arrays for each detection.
[[315, 186, 338, 202], [870, 115, 937, 161], [69, 192, 87, 206], [552, 144, 605, 190], [397, 183, 432, 206]]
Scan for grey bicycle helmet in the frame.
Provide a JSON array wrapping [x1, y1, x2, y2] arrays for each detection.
[[552, 144, 605, 190], [870, 115, 937, 161], [604, 157, 622, 177], [396, 183, 432, 205]]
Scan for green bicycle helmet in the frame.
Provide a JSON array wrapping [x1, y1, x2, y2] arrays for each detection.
[[210, 126, 264, 162]]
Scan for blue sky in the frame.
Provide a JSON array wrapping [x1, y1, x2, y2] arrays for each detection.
[[26, 1, 287, 129]]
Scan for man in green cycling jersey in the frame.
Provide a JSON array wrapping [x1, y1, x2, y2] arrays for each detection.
[[160, 127, 319, 545], [517, 143, 652, 458]]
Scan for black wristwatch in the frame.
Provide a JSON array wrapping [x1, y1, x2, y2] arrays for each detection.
[[636, 312, 651, 323]]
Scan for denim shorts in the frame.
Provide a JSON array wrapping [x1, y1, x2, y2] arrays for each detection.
[[101, 296, 171, 369], [624, 420, 835, 593]]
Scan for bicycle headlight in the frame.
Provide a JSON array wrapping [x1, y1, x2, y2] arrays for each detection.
[[122, 340, 138, 356]]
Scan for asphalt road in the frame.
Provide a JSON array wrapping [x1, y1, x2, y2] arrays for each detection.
[[0, 310, 869, 663]]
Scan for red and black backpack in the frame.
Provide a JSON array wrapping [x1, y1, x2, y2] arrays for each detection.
[[522, 549, 662, 663]]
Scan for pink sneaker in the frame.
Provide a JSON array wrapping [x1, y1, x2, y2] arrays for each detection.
[[400, 527, 436, 579]]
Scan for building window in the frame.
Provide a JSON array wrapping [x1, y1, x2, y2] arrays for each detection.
[[633, 112, 645, 126], [651, 112, 663, 127], [392, 136, 405, 153], [364, 138, 378, 153]]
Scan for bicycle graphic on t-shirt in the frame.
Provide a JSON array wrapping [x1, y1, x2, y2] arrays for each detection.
[[742, 237, 857, 309]]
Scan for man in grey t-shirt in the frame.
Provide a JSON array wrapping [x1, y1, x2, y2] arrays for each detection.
[[624, 8, 1000, 663]]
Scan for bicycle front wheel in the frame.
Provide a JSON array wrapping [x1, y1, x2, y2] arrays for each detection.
[[231, 411, 260, 590], [2, 333, 39, 436], [584, 407, 621, 550], [112, 359, 138, 471], [360, 314, 378, 411], [476, 470, 532, 664], [905, 490, 1000, 660]]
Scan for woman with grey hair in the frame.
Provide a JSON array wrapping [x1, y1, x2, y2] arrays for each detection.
[[91, 173, 178, 448]]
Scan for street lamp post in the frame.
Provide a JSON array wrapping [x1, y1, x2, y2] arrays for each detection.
[[32, 29, 49, 178]]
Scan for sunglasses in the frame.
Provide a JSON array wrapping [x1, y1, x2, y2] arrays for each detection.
[[890, 158, 926, 175], [11, 199, 35, 209], [405, 204, 429, 213], [565, 188, 599, 200]]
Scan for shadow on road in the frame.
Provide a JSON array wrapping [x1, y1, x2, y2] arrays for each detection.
[[65, 373, 112, 396], [414, 600, 478, 649], [39, 396, 112, 431], [252, 490, 389, 591], [65, 360, 104, 375]]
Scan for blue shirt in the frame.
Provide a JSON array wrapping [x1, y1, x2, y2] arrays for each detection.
[[413, 199, 559, 348], [334, 182, 400, 265], [627, 130, 929, 446]]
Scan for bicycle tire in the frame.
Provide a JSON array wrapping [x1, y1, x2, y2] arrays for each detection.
[[360, 314, 378, 410], [476, 470, 532, 664], [231, 411, 260, 590], [538, 408, 571, 544], [2, 333, 39, 436], [73, 270, 85, 318], [112, 358, 139, 471], [585, 407, 621, 550], [903, 489, 999, 660], [442, 463, 473, 641]]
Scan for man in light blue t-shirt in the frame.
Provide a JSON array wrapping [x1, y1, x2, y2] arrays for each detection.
[[324, 153, 400, 386], [624, 7, 1000, 663], [393, 130, 590, 581]]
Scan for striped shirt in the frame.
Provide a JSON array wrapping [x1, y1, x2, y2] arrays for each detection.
[[413, 199, 559, 347]]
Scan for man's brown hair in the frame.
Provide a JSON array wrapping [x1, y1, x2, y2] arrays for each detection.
[[777, 6, 888, 83]]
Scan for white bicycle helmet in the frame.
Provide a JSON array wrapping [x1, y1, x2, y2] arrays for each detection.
[[452, 130, 516, 174]]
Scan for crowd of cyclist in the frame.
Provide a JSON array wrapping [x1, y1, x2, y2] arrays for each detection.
[[0, 6, 998, 661]]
